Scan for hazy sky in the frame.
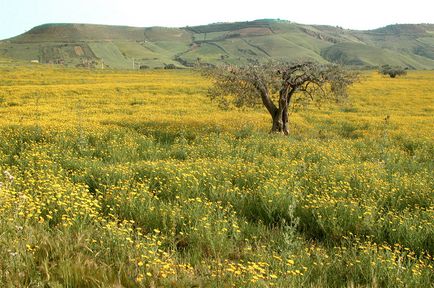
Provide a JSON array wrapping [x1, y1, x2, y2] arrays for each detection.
[[1, 0, 433, 40]]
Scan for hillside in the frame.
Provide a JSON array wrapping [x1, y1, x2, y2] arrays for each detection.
[[1, 20, 433, 69]]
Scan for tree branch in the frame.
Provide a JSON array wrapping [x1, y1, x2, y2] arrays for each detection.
[[254, 80, 277, 116]]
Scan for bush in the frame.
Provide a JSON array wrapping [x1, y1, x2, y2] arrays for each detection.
[[164, 64, 177, 70], [379, 65, 407, 78]]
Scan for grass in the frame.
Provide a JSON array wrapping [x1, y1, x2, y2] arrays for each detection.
[[321, 42, 434, 69], [88, 42, 132, 69], [0, 64, 433, 287]]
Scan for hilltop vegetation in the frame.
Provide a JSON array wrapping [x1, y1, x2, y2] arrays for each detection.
[[1, 20, 434, 69], [0, 64, 433, 287]]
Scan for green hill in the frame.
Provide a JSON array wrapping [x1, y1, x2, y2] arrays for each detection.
[[1, 20, 433, 69]]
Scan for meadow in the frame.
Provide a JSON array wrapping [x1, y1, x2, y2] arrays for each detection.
[[0, 64, 433, 287]]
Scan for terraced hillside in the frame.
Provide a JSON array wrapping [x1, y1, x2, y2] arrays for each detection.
[[1, 20, 433, 69]]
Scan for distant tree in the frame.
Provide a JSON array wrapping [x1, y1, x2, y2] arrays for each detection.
[[205, 61, 358, 134], [379, 65, 407, 78], [164, 64, 177, 70]]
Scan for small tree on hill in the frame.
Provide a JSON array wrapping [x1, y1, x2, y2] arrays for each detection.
[[379, 65, 407, 78], [164, 64, 177, 70], [205, 61, 358, 134]]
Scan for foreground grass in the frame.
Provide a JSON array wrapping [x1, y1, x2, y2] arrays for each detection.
[[0, 65, 433, 287]]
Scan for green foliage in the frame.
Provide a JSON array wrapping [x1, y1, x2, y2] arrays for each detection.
[[379, 64, 408, 78], [163, 63, 177, 69]]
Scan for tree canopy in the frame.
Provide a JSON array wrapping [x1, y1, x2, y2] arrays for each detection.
[[379, 65, 407, 78]]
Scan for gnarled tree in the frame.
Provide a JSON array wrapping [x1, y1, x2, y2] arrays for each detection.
[[206, 61, 358, 134]]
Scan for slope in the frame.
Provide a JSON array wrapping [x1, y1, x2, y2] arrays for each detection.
[[0, 20, 433, 69]]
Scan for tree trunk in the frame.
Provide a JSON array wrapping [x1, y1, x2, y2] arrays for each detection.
[[282, 104, 289, 135], [270, 86, 295, 135], [271, 106, 289, 134], [271, 112, 282, 133], [271, 90, 288, 134]]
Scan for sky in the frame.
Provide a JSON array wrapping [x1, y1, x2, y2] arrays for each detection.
[[1, 0, 433, 40]]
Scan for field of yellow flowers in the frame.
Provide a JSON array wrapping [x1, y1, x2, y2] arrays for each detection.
[[0, 64, 433, 287]]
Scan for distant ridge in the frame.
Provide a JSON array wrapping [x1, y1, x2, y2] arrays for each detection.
[[1, 20, 433, 69]]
